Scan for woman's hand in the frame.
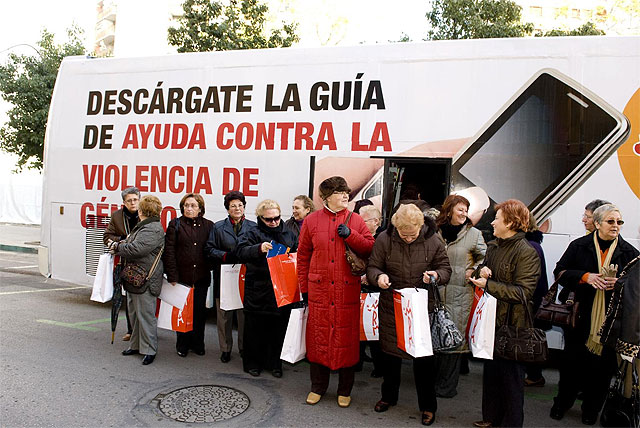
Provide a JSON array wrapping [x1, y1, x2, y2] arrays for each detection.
[[465, 268, 474, 281], [479, 266, 492, 279], [423, 271, 438, 284], [377, 274, 391, 289], [260, 242, 273, 253], [469, 276, 487, 289], [170, 282, 177, 286], [585, 273, 610, 290]]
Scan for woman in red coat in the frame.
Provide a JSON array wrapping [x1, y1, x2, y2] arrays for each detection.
[[297, 176, 375, 408]]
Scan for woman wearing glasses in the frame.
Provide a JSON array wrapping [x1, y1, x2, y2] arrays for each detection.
[[235, 199, 298, 378], [550, 204, 639, 425], [297, 176, 375, 408]]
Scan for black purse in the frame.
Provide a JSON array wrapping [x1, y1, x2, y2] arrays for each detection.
[[601, 360, 639, 428], [494, 288, 548, 363], [428, 278, 464, 352], [534, 270, 580, 330]]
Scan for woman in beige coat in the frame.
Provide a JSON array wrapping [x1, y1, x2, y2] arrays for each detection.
[[434, 194, 486, 398]]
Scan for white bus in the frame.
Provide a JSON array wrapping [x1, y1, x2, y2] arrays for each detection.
[[40, 36, 640, 314]]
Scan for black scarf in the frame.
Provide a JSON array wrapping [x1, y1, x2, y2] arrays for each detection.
[[440, 222, 464, 244]]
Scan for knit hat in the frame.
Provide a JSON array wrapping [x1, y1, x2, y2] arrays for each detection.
[[318, 176, 351, 200]]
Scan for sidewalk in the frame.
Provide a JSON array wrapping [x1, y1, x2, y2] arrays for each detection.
[[0, 222, 40, 254]]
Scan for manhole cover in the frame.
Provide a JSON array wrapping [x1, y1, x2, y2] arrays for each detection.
[[157, 385, 250, 423]]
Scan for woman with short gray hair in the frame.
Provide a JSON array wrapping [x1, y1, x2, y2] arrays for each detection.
[[550, 203, 639, 425]]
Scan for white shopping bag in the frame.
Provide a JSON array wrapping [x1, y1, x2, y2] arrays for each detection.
[[280, 306, 309, 363], [393, 288, 433, 357], [220, 264, 244, 310], [468, 288, 497, 360], [90, 254, 114, 303], [360, 292, 380, 341], [159, 279, 190, 308]]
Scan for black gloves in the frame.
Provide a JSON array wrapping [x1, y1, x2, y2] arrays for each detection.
[[224, 251, 238, 264], [337, 224, 351, 238]]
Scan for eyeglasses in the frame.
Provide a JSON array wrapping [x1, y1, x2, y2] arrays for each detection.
[[183, 203, 199, 209], [124, 198, 139, 204], [364, 218, 379, 223], [261, 215, 281, 223], [604, 219, 624, 225], [332, 191, 349, 196]]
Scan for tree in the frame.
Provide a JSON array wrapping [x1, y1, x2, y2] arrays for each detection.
[[0, 27, 85, 171], [168, 0, 299, 52], [426, 0, 534, 40], [536, 22, 606, 37]]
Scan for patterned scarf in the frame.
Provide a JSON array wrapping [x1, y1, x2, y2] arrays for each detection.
[[586, 233, 618, 355]]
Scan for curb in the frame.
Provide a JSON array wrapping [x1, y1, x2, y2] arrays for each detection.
[[0, 244, 38, 254]]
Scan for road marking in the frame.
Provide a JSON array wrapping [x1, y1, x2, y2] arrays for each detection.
[[0, 286, 86, 295], [36, 317, 110, 331], [4, 265, 38, 269]]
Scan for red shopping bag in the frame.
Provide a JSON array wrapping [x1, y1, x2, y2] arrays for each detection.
[[466, 286, 484, 339], [156, 287, 194, 333], [360, 292, 380, 341], [267, 253, 300, 307]]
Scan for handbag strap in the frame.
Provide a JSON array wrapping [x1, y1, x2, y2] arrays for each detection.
[[344, 211, 355, 253], [146, 245, 164, 281], [541, 270, 573, 306], [504, 286, 536, 328]]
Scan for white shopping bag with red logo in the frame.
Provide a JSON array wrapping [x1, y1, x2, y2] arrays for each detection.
[[393, 288, 433, 357], [360, 292, 380, 341], [468, 287, 497, 360], [220, 264, 246, 310], [156, 287, 194, 333]]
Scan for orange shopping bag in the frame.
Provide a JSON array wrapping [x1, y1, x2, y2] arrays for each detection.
[[267, 252, 300, 307], [156, 287, 194, 333]]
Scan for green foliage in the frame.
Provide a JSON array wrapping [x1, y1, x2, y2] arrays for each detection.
[[536, 22, 606, 37], [168, 0, 299, 52], [0, 26, 85, 171], [426, 0, 534, 40]]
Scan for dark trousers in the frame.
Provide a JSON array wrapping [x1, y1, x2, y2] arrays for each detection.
[[359, 341, 383, 372], [434, 353, 462, 397], [176, 283, 208, 353], [524, 362, 543, 381], [380, 352, 437, 413], [310, 362, 356, 396], [555, 329, 617, 415], [123, 292, 132, 334], [482, 358, 526, 427], [242, 309, 289, 372]]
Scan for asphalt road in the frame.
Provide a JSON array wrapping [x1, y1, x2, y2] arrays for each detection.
[[0, 250, 585, 427]]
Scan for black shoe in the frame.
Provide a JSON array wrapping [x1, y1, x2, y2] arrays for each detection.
[[220, 351, 231, 363], [177, 350, 188, 358], [247, 368, 260, 377], [193, 349, 205, 356], [421, 411, 436, 426], [371, 369, 383, 378], [142, 354, 155, 365], [122, 349, 139, 356], [550, 402, 567, 420], [374, 400, 395, 413], [272, 369, 283, 378], [581, 412, 597, 425]]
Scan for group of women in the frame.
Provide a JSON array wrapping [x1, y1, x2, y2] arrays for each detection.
[[105, 180, 638, 428]]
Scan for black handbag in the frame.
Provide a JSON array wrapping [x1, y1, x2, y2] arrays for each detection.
[[120, 246, 164, 294], [344, 212, 368, 276], [601, 360, 640, 428], [494, 288, 548, 363], [534, 270, 580, 330], [428, 278, 464, 352]]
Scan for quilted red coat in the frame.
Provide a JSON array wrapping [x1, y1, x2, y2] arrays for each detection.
[[297, 207, 375, 370]]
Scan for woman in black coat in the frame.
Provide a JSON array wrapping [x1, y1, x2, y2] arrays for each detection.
[[550, 204, 639, 425], [235, 199, 298, 378], [163, 193, 214, 357]]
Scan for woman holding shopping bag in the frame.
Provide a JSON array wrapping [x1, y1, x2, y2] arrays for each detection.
[[297, 176, 375, 408], [469, 199, 541, 428], [109, 195, 165, 365], [434, 194, 486, 398], [163, 193, 214, 358], [366, 203, 451, 426], [235, 199, 297, 378]]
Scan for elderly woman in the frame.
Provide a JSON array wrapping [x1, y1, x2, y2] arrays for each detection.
[[163, 193, 214, 358], [111, 195, 165, 366], [284, 194, 315, 238], [205, 191, 256, 364], [469, 199, 540, 428], [550, 204, 639, 425], [298, 176, 375, 408], [367, 203, 451, 426], [434, 194, 486, 398], [235, 199, 297, 378]]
